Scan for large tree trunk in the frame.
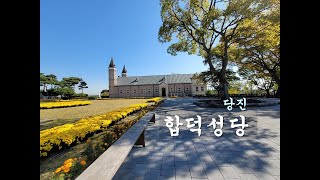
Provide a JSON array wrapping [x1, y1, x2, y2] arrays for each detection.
[[267, 68, 280, 98], [265, 89, 270, 97], [205, 49, 230, 100], [275, 83, 280, 97], [219, 38, 230, 100], [218, 73, 229, 100], [273, 74, 280, 98]]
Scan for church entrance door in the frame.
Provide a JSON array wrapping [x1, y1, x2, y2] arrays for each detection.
[[161, 88, 166, 97]]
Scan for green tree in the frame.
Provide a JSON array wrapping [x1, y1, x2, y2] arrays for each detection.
[[228, 81, 242, 94], [229, 0, 280, 97], [45, 74, 58, 99], [100, 89, 109, 98], [60, 77, 82, 90], [205, 89, 214, 96], [250, 74, 276, 96], [242, 80, 255, 94], [78, 81, 88, 96], [40, 73, 48, 92], [198, 68, 239, 95], [238, 64, 278, 96], [53, 87, 75, 100], [46, 74, 58, 88], [40, 74, 86, 99], [158, 0, 271, 100]]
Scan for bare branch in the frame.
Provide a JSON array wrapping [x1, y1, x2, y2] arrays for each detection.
[[222, 16, 244, 33], [193, 0, 208, 14], [170, 5, 205, 49], [211, 0, 216, 10], [268, 49, 280, 60], [220, 15, 227, 32], [190, 7, 202, 24], [209, 33, 219, 49], [226, 23, 239, 47], [272, 59, 280, 70]]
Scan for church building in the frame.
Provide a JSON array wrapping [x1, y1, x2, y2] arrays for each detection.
[[108, 58, 207, 98]]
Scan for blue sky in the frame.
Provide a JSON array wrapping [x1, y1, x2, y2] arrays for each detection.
[[40, 0, 210, 95]]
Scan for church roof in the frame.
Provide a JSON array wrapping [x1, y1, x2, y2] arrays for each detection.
[[116, 74, 194, 86], [109, 58, 115, 68]]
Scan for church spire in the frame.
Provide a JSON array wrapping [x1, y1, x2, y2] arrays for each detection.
[[109, 57, 115, 68], [122, 65, 127, 77], [122, 65, 127, 73]]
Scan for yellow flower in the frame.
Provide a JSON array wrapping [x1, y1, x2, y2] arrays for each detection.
[[40, 102, 149, 157], [80, 160, 86, 166], [64, 162, 73, 168], [40, 101, 91, 109], [62, 167, 70, 173], [64, 158, 73, 165], [55, 167, 62, 173]]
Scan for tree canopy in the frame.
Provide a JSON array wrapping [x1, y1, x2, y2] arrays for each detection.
[[227, 0, 280, 96], [78, 81, 88, 94], [40, 73, 86, 99], [158, 0, 276, 99]]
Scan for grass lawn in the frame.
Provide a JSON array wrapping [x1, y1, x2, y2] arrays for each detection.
[[40, 99, 149, 130]]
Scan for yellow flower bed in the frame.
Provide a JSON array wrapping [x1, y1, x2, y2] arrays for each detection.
[[40, 101, 92, 109], [40, 103, 148, 157], [146, 97, 163, 103]]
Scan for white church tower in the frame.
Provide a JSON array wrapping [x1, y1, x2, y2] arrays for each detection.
[[108, 57, 117, 97]]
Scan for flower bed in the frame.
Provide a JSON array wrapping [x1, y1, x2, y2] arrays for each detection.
[[53, 158, 87, 179], [40, 103, 148, 157], [40, 99, 164, 179], [48, 103, 162, 179], [146, 97, 163, 103], [40, 101, 92, 109]]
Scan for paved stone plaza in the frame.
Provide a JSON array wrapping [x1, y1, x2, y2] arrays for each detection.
[[113, 98, 280, 180]]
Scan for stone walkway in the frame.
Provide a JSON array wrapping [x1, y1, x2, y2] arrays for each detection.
[[113, 98, 280, 180]]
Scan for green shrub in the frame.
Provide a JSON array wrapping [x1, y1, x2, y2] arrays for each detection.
[[74, 93, 88, 97], [205, 89, 214, 96], [87, 96, 97, 100]]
